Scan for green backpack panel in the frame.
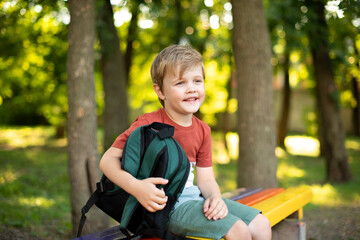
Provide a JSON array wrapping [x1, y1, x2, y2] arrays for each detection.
[[77, 122, 190, 239]]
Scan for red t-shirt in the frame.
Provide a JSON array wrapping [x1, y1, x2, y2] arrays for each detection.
[[112, 108, 212, 167]]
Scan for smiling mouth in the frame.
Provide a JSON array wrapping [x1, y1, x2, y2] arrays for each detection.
[[184, 97, 198, 102]]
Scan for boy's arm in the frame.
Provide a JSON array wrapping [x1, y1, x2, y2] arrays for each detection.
[[197, 166, 228, 220], [99, 147, 169, 212]]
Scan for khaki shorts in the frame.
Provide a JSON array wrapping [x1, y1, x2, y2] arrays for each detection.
[[167, 198, 261, 239]]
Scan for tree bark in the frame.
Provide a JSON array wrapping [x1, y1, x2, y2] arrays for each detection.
[[97, 0, 129, 151], [231, 0, 278, 188], [174, 0, 183, 44], [67, 0, 108, 235], [125, 0, 140, 78], [306, 0, 352, 182], [352, 43, 360, 136], [277, 50, 291, 147]]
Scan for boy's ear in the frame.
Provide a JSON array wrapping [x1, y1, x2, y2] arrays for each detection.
[[153, 84, 165, 100]]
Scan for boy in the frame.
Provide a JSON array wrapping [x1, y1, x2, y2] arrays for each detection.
[[99, 45, 271, 240]]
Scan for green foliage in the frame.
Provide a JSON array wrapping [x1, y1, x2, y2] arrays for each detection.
[[0, 0, 68, 126], [268, 0, 360, 113], [326, 1, 360, 108], [0, 0, 359, 132], [267, 0, 315, 89], [303, 109, 319, 137]]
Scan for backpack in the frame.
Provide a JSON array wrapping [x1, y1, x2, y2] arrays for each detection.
[[77, 122, 191, 239]]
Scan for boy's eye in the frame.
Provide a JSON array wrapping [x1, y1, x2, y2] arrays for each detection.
[[176, 81, 184, 85]]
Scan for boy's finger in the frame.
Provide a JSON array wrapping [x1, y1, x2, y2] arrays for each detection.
[[205, 202, 218, 219], [146, 205, 156, 213], [149, 177, 169, 185], [203, 199, 210, 213], [155, 187, 167, 198], [154, 195, 168, 205], [207, 205, 220, 220], [150, 200, 167, 212], [220, 208, 228, 219], [217, 203, 228, 219]]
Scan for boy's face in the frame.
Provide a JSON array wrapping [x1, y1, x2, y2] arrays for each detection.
[[154, 65, 205, 118]]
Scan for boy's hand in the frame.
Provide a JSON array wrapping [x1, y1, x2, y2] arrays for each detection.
[[203, 197, 228, 221], [134, 177, 169, 212]]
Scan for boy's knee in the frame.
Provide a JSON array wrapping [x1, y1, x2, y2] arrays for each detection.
[[225, 220, 251, 240], [252, 214, 271, 229], [249, 214, 272, 239]]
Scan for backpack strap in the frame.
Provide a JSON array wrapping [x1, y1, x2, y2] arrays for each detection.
[[77, 189, 100, 237], [76, 176, 114, 237]]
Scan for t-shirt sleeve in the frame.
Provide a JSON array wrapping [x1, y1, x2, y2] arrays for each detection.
[[111, 118, 150, 149], [195, 123, 212, 167]]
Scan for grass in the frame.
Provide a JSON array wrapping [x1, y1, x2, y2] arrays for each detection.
[[0, 126, 359, 239], [0, 126, 71, 239], [278, 137, 360, 209]]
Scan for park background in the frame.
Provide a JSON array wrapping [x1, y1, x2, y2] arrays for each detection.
[[0, 0, 359, 239]]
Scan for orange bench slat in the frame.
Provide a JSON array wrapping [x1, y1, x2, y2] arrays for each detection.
[[237, 188, 285, 206]]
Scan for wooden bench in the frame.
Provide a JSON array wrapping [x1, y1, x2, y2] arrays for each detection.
[[73, 186, 312, 240]]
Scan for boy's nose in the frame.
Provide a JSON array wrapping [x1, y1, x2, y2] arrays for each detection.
[[186, 82, 196, 93]]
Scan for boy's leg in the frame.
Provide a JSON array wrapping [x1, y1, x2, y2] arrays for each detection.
[[225, 214, 271, 240], [168, 199, 262, 239], [248, 214, 272, 240], [168, 200, 242, 239], [225, 199, 271, 240], [224, 220, 251, 240]]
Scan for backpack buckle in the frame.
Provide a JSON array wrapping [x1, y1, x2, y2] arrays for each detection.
[[96, 182, 104, 192], [150, 122, 174, 139]]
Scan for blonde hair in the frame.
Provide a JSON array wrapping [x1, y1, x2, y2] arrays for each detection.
[[151, 45, 205, 106]]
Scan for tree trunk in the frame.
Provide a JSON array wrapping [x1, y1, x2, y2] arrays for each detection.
[[352, 77, 360, 136], [231, 0, 278, 188], [97, 0, 129, 150], [67, 0, 108, 235], [352, 43, 360, 136], [306, 0, 352, 182], [174, 0, 183, 44], [125, 0, 140, 79], [277, 50, 291, 147]]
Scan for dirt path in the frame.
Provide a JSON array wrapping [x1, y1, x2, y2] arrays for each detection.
[[305, 205, 360, 240]]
